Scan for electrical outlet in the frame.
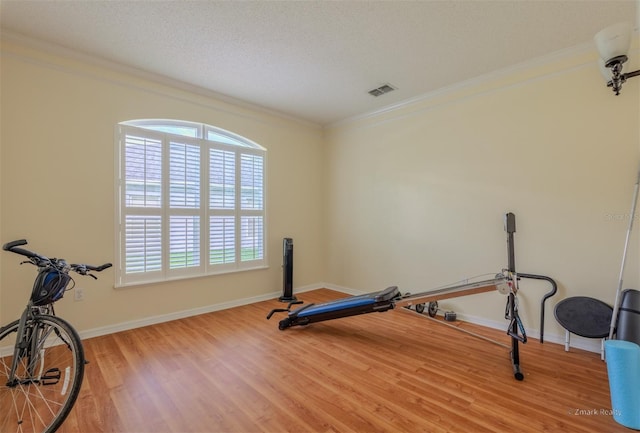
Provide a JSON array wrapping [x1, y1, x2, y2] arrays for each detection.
[[74, 287, 84, 301]]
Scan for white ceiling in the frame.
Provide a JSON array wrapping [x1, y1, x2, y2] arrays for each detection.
[[1, 1, 637, 126]]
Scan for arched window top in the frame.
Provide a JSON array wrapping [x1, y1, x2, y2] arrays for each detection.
[[121, 119, 265, 150]]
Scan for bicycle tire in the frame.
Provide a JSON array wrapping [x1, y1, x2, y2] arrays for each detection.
[[0, 314, 85, 433]]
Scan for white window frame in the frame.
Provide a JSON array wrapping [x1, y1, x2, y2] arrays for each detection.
[[115, 119, 267, 287]]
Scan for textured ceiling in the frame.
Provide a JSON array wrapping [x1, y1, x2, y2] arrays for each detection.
[[1, 1, 637, 126]]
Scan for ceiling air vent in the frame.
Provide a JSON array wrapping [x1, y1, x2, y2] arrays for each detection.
[[368, 83, 396, 97]]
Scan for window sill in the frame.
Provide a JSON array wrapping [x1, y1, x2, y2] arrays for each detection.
[[114, 265, 269, 289]]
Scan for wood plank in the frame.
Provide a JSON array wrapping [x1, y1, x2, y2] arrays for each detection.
[[58, 289, 628, 432]]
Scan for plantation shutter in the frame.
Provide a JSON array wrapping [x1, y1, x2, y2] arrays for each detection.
[[210, 148, 236, 266], [240, 153, 264, 262], [116, 122, 266, 287], [168, 139, 201, 271], [122, 132, 163, 280]]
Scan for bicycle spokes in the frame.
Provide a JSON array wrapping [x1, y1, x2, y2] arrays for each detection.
[[0, 315, 84, 433]]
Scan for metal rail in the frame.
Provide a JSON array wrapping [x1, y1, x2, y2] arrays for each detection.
[[394, 276, 510, 308]]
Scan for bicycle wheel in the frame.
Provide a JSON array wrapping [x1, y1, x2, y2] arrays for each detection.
[[0, 314, 85, 433]]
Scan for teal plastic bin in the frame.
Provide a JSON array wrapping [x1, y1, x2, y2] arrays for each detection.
[[604, 340, 640, 430]]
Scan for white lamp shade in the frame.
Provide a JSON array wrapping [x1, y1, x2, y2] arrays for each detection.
[[594, 22, 632, 62], [597, 58, 611, 81]]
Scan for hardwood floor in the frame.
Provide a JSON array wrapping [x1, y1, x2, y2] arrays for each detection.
[[60, 289, 627, 432]]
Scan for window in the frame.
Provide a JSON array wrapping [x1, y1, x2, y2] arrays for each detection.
[[115, 120, 266, 286]]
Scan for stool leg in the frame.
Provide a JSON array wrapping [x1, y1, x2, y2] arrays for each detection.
[[565, 330, 570, 352]]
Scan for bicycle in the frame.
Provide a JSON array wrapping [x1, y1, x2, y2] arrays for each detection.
[[0, 239, 111, 433]]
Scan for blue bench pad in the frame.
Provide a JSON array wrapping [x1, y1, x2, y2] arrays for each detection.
[[295, 287, 399, 318]]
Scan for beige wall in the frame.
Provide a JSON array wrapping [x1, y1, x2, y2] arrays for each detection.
[[324, 45, 640, 343], [2, 33, 639, 348], [0, 37, 326, 331]]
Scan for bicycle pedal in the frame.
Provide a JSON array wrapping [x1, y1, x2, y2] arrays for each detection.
[[41, 367, 61, 385]]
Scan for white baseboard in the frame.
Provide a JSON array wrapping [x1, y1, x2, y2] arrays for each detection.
[[77, 282, 327, 340], [0, 283, 602, 356], [319, 282, 366, 296]]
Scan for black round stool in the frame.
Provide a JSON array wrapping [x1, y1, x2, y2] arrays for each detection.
[[554, 296, 612, 359]]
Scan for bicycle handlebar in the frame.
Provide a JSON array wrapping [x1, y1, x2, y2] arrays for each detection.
[[75, 263, 113, 272], [3, 239, 112, 276], [3, 239, 28, 250], [2, 239, 48, 262]]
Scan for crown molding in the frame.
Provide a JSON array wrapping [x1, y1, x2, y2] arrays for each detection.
[[328, 40, 601, 130], [1, 29, 322, 130]]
